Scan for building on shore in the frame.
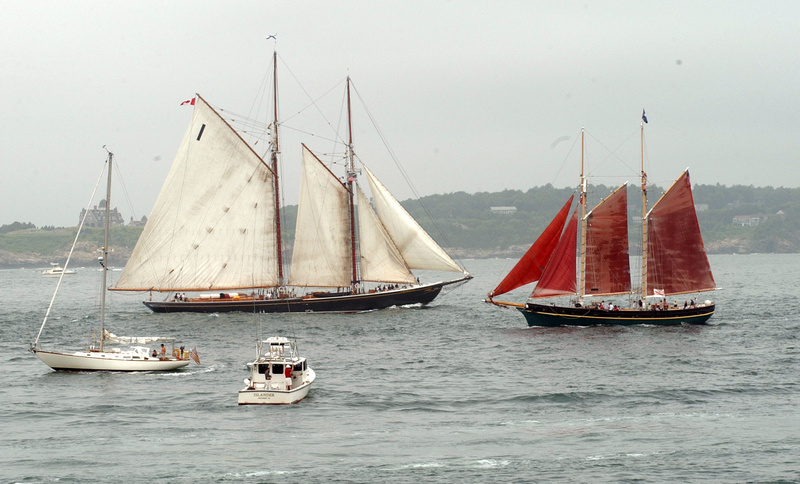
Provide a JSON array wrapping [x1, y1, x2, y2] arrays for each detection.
[[79, 199, 125, 228]]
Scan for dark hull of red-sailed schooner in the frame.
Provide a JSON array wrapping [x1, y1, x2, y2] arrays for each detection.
[[143, 278, 470, 314], [520, 302, 715, 327]]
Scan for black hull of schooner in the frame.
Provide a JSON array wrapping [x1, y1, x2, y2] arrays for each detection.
[[519, 302, 715, 327], [143, 277, 471, 314]]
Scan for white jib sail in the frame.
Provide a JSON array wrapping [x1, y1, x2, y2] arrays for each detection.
[[288, 145, 352, 287], [113, 95, 279, 291], [356, 185, 415, 283], [363, 166, 463, 273]]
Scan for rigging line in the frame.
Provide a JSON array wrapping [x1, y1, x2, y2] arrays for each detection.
[[110, 155, 138, 224], [280, 124, 340, 145], [32, 157, 108, 348], [348, 81, 466, 265], [584, 127, 641, 180], [276, 53, 347, 140]]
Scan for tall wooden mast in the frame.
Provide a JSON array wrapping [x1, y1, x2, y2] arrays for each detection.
[[578, 128, 587, 301], [345, 77, 360, 291], [271, 51, 284, 286], [640, 121, 648, 300]]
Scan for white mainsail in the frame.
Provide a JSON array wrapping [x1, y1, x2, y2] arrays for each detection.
[[363, 166, 463, 273], [356, 184, 415, 283], [113, 95, 279, 291], [288, 145, 352, 287]]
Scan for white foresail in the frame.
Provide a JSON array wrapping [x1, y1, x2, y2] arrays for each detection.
[[288, 145, 352, 287], [356, 185, 415, 283], [363, 166, 463, 273], [113, 95, 279, 291]]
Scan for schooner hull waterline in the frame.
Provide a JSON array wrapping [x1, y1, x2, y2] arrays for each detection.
[[111, 53, 471, 313], [518, 302, 715, 327], [143, 281, 459, 313]]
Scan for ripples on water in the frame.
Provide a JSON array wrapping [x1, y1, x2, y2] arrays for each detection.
[[1, 255, 799, 482]]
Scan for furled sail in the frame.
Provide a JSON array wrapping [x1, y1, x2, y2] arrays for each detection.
[[584, 184, 631, 296], [489, 195, 574, 297], [356, 185, 416, 283], [112, 94, 279, 291], [363, 166, 463, 273], [288, 145, 352, 287], [531, 207, 579, 298], [646, 170, 716, 295]]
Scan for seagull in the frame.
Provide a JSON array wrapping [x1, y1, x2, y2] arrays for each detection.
[[266, 34, 277, 40]]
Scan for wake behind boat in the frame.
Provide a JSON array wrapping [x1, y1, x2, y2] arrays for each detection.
[[30, 150, 197, 372], [239, 336, 315, 405], [487, 122, 716, 327], [110, 51, 471, 313]]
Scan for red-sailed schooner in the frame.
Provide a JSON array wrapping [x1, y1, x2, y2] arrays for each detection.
[[487, 123, 716, 326]]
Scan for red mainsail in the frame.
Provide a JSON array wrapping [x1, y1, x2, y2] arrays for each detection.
[[531, 207, 579, 298], [646, 170, 716, 295], [489, 196, 574, 297], [584, 185, 631, 296]]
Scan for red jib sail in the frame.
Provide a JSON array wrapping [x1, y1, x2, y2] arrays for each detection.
[[531, 206, 578, 298], [489, 195, 574, 297], [584, 184, 631, 296], [646, 170, 716, 295]]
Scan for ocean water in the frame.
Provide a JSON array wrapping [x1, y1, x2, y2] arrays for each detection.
[[1, 255, 799, 483]]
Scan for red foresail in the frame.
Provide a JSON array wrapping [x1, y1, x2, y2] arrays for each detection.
[[584, 185, 631, 296], [646, 170, 716, 295], [531, 207, 578, 298], [489, 196, 574, 297]]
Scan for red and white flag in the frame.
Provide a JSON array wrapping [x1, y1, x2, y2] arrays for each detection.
[[180, 97, 196, 106], [189, 346, 200, 365]]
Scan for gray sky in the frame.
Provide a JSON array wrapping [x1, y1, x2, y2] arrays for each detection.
[[3, 1, 799, 227]]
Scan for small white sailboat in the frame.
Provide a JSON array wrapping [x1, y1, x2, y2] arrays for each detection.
[[30, 149, 197, 372], [42, 262, 76, 277], [239, 336, 315, 405]]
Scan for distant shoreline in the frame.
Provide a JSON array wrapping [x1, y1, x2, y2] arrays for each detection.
[[1, 241, 793, 270]]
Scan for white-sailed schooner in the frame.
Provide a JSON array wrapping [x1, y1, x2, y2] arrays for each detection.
[[111, 52, 471, 313]]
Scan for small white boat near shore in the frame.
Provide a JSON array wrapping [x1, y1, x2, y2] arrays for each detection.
[[239, 336, 315, 405], [42, 263, 76, 277]]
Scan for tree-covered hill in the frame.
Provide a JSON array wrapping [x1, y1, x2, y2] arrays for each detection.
[[2, 182, 799, 268]]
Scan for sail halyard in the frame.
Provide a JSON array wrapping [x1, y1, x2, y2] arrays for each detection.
[[111, 94, 280, 292]]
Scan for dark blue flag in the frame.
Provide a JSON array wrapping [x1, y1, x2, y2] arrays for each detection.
[[642, 109, 648, 123]]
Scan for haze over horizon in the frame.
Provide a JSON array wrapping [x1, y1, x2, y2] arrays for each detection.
[[3, 1, 799, 228]]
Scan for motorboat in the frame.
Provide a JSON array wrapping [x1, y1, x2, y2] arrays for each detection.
[[239, 336, 315, 405], [42, 262, 76, 277]]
